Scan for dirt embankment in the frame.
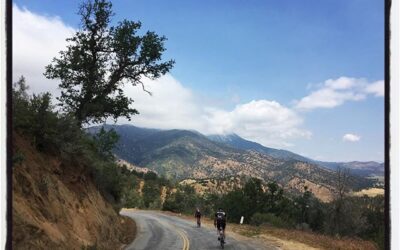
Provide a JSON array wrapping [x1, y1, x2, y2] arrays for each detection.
[[12, 134, 136, 249]]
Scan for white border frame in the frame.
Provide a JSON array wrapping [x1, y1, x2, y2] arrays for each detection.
[[0, 0, 398, 249], [391, 0, 399, 249], [0, 0, 8, 248]]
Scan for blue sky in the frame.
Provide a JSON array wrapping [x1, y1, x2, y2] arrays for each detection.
[[13, 0, 384, 162]]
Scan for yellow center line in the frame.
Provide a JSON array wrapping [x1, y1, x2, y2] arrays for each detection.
[[184, 230, 190, 250], [153, 215, 190, 250], [176, 228, 190, 250]]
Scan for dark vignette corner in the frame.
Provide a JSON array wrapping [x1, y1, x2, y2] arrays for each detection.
[[384, 0, 391, 249], [6, 0, 12, 249]]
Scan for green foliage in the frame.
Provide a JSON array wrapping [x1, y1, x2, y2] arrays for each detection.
[[123, 189, 144, 208], [12, 76, 59, 152], [160, 177, 384, 248], [12, 77, 141, 208], [144, 172, 158, 181], [215, 179, 289, 224], [250, 213, 289, 228], [323, 195, 384, 244], [264, 182, 285, 214], [91, 161, 125, 203], [162, 185, 199, 214], [55, 114, 86, 158], [93, 127, 119, 160], [148, 197, 162, 209], [142, 180, 161, 208], [12, 76, 89, 158], [44, 0, 174, 125], [219, 189, 246, 222], [243, 178, 265, 215], [12, 76, 31, 131]]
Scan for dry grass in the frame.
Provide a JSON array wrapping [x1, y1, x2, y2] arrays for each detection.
[[232, 224, 378, 250], [162, 211, 378, 250], [118, 216, 136, 249], [352, 188, 384, 197], [12, 133, 137, 249]]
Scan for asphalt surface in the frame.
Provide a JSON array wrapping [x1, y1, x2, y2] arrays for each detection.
[[120, 210, 279, 250]]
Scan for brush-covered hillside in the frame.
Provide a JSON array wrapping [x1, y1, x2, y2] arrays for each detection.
[[208, 133, 384, 177], [12, 133, 136, 249], [11, 78, 138, 249], [89, 125, 374, 202]]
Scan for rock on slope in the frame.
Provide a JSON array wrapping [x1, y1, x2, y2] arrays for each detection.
[[12, 134, 135, 249]]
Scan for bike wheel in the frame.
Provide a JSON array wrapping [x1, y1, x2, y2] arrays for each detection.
[[220, 234, 224, 249]]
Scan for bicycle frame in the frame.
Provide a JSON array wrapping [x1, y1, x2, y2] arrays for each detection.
[[196, 217, 201, 227], [219, 229, 225, 248]]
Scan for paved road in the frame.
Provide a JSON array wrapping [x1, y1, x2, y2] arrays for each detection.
[[120, 209, 279, 250]]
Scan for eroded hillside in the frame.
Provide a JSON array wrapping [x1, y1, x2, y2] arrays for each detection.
[[12, 134, 135, 249]]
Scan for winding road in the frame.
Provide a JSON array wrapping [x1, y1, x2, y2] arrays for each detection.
[[120, 209, 279, 250]]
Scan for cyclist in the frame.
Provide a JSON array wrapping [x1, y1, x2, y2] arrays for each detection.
[[214, 208, 227, 242], [195, 208, 202, 227]]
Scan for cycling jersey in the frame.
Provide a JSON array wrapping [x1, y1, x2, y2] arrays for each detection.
[[215, 211, 226, 223], [215, 211, 226, 230]]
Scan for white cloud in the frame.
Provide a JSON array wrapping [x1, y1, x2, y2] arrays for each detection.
[[325, 77, 358, 90], [295, 77, 384, 110], [13, 4, 75, 96], [14, 5, 311, 149], [119, 75, 208, 132], [207, 100, 312, 147], [364, 80, 384, 97], [120, 76, 311, 148], [342, 133, 361, 142]]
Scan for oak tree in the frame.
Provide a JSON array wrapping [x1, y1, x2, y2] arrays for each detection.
[[45, 0, 174, 126]]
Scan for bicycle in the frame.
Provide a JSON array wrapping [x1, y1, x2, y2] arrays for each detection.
[[196, 217, 201, 228], [218, 228, 225, 249]]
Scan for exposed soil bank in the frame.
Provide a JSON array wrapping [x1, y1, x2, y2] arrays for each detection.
[[12, 134, 136, 249]]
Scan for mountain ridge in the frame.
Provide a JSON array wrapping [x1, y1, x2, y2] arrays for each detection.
[[207, 133, 384, 177], [89, 124, 375, 201], [89, 124, 383, 177], [207, 133, 312, 162]]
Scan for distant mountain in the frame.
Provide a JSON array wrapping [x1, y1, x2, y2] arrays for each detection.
[[89, 125, 374, 201], [208, 133, 311, 162], [208, 134, 384, 177], [315, 161, 384, 177]]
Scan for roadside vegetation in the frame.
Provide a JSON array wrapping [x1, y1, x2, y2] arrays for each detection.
[[12, 75, 167, 209], [12, 0, 174, 248], [13, 0, 174, 211], [161, 177, 384, 249]]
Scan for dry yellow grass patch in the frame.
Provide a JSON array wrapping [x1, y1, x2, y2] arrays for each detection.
[[232, 224, 378, 250], [352, 188, 384, 197], [164, 212, 378, 250]]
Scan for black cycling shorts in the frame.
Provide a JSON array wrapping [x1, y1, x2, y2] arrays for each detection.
[[217, 221, 226, 230]]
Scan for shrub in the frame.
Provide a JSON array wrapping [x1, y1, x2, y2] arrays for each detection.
[[162, 186, 199, 214], [144, 172, 157, 181], [149, 197, 162, 209], [250, 213, 290, 228], [37, 176, 52, 195], [124, 189, 144, 208]]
